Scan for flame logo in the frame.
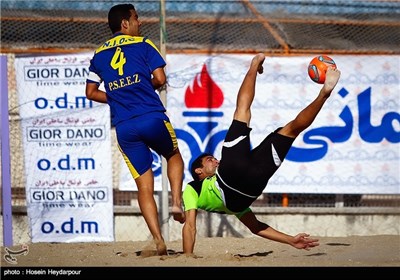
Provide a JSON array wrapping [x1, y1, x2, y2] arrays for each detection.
[[185, 63, 224, 108]]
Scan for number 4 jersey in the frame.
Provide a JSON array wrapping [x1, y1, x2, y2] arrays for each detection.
[[86, 32, 166, 126]]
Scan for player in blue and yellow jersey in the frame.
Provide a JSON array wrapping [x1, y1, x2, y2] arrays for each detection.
[[85, 4, 185, 256], [182, 53, 341, 255]]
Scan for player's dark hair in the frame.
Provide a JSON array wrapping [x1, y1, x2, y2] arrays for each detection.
[[108, 4, 135, 34], [190, 153, 213, 181]]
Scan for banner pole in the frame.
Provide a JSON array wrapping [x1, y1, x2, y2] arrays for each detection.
[[1, 54, 13, 246], [159, 0, 169, 240]]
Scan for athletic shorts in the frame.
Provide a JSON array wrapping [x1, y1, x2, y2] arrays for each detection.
[[115, 111, 179, 179], [217, 119, 295, 212]]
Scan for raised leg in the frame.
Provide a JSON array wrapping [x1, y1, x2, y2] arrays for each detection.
[[233, 53, 266, 126], [278, 66, 341, 138]]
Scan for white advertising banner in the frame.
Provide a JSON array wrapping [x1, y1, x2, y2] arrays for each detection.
[[119, 54, 399, 194], [15, 54, 114, 242]]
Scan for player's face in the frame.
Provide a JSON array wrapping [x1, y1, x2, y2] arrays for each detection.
[[201, 156, 219, 177], [126, 9, 141, 36]]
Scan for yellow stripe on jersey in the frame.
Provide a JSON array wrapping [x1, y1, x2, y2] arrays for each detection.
[[144, 38, 162, 55], [95, 35, 144, 54]]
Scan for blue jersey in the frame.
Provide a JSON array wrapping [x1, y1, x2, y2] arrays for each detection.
[[87, 33, 166, 126]]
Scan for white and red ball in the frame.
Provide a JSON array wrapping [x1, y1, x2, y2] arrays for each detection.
[[308, 55, 336, 84]]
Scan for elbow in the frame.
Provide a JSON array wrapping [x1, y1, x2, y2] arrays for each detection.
[[152, 68, 167, 89], [250, 227, 260, 235], [153, 77, 166, 89], [250, 222, 270, 235], [158, 75, 167, 86], [85, 85, 96, 101], [85, 92, 94, 101]]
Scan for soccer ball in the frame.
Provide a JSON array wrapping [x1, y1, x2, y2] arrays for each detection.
[[308, 55, 336, 84]]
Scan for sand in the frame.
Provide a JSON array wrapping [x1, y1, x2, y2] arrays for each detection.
[[1, 235, 399, 270]]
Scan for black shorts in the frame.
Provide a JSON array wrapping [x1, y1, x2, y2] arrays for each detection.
[[217, 120, 295, 212]]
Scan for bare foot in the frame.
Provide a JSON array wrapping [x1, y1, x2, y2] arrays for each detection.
[[321, 66, 341, 97], [251, 53, 265, 74], [172, 205, 185, 224]]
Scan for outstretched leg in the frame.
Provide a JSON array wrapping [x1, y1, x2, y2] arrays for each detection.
[[233, 53, 265, 126], [278, 66, 341, 138]]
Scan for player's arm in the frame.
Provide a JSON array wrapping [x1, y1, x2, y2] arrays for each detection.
[[85, 82, 108, 104], [239, 211, 319, 250], [182, 208, 197, 255], [144, 38, 167, 90], [151, 67, 166, 90], [182, 184, 200, 255]]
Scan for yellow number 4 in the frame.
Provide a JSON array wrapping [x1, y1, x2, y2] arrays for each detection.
[[111, 47, 126, 76]]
